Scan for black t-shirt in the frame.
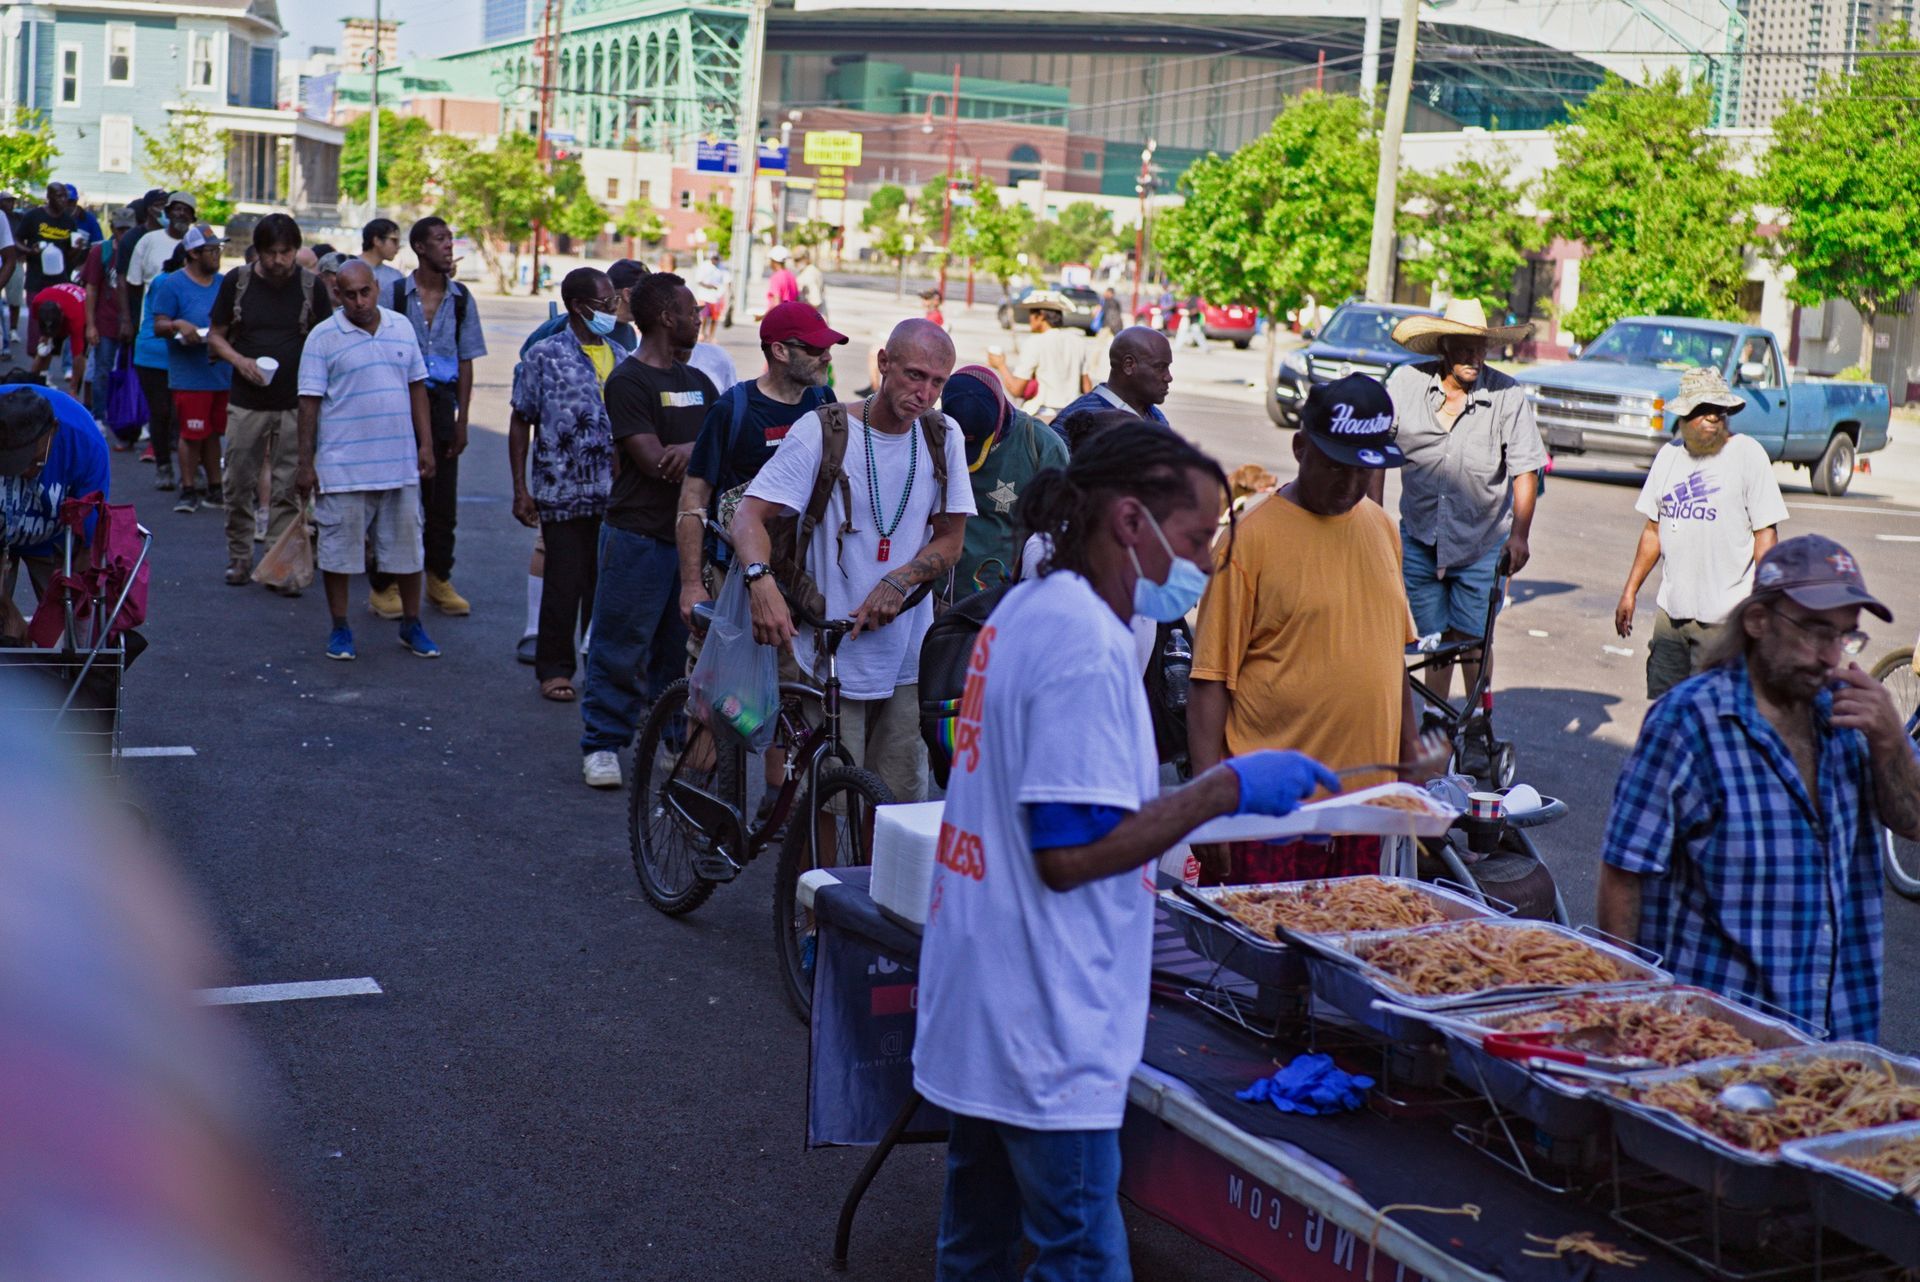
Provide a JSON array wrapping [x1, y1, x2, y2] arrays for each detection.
[[18, 208, 85, 295], [687, 381, 834, 564], [210, 267, 335, 411], [604, 358, 717, 542]]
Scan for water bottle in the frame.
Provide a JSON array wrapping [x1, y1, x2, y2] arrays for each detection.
[[1160, 627, 1191, 712]]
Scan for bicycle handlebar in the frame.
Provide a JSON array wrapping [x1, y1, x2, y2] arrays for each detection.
[[705, 519, 933, 632]]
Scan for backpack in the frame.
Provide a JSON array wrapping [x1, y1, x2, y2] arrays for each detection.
[[716, 399, 948, 623], [918, 582, 1013, 789], [391, 278, 469, 385], [231, 263, 321, 334]]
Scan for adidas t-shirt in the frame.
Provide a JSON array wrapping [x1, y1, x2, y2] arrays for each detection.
[[1634, 434, 1788, 624]]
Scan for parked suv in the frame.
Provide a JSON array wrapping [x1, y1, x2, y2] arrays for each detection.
[[1267, 301, 1437, 427]]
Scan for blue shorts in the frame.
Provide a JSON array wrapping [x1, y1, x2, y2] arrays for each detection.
[[1402, 533, 1502, 639]]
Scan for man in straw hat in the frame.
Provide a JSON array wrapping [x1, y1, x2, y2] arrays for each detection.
[[1614, 366, 1787, 698], [1384, 298, 1544, 699]]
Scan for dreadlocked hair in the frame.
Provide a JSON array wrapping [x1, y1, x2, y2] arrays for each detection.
[[1017, 421, 1230, 578]]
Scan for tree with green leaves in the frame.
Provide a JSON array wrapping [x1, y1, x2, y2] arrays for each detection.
[[341, 109, 436, 209], [1153, 90, 1376, 383], [430, 133, 546, 293], [1028, 201, 1117, 273], [956, 177, 1033, 294], [785, 219, 835, 253], [0, 108, 58, 196], [1540, 71, 1754, 342], [695, 195, 733, 256], [1764, 23, 1920, 372], [1400, 149, 1546, 319], [861, 183, 914, 296], [616, 199, 667, 247], [546, 156, 609, 248], [139, 105, 233, 225]]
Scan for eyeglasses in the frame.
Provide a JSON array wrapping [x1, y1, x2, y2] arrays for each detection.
[[1768, 604, 1868, 656], [779, 339, 831, 359]]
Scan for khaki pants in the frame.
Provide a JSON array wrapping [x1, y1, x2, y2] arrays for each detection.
[[223, 407, 301, 562], [804, 683, 928, 806], [1646, 610, 1717, 700]]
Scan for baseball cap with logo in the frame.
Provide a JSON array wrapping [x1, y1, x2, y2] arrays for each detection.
[[1754, 533, 1891, 621], [760, 300, 847, 348], [1299, 373, 1404, 469], [181, 224, 225, 253]]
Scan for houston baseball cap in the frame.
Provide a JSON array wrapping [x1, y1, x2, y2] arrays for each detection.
[[1299, 373, 1404, 469], [1754, 534, 1892, 621], [760, 300, 846, 348]]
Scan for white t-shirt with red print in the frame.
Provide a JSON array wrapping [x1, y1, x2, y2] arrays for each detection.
[[911, 569, 1160, 1131]]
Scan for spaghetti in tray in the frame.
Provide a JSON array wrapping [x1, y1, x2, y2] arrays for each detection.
[[1834, 1134, 1920, 1194], [1360, 921, 1628, 997], [1619, 1056, 1920, 1154], [1214, 878, 1450, 938], [1498, 997, 1757, 1067]]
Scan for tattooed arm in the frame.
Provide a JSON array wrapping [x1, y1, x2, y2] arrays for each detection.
[[850, 511, 966, 637]]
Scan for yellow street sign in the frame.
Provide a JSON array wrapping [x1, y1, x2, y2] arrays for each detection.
[[802, 131, 863, 167]]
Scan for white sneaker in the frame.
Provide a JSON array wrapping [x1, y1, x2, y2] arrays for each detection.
[[583, 750, 623, 789]]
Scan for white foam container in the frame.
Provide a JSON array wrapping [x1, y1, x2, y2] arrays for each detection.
[[871, 800, 946, 926]]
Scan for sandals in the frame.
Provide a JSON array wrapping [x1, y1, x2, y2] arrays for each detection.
[[540, 677, 577, 702], [225, 558, 252, 586]]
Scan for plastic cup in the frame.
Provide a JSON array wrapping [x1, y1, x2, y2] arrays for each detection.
[[255, 356, 280, 378]]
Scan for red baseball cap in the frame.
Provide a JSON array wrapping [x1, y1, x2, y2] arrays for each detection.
[[760, 300, 847, 348]]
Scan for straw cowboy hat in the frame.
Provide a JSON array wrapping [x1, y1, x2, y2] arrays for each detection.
[[1391, 298, 1533, 355], [1667, 365, 1747, 418]]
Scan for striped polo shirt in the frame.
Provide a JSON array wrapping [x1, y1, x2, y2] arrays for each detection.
[[298, 307, 429, 494]]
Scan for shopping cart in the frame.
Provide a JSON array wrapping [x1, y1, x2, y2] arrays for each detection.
[[0, 497, 152, 771]]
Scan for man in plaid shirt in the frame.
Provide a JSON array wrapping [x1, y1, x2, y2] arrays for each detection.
[[1599, 534, 1920, 1042]]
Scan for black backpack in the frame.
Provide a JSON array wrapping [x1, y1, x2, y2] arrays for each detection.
[[918, 583, 1012, 789]]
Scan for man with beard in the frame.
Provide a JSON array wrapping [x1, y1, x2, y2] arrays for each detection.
[[579, 272, 716, 790], [1600, 534, 1920, 1042], [207, 214, 334, 586], [17, 181, 88, 298], [1384, 299, 1543, 699], [1614, 366, 1787, 698]]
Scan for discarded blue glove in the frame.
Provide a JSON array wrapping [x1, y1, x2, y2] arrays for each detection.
[[1236, 1053, 1375, 1116], [1225, 750, 1340, 817]]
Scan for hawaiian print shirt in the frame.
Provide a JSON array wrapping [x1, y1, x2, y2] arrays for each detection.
[[510, 329, 631, 522]]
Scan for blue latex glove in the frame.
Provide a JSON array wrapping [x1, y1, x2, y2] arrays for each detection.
[[1235, 1053, 1375, 1117], [1224, 750, 1340, 817]]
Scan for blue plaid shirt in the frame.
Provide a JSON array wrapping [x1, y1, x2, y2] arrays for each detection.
[[1602, 658, 1892, 1043]]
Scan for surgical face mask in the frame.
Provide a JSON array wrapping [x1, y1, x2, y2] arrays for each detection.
[[583, 307, 618, 337], [1129, 507, 1207, 623]]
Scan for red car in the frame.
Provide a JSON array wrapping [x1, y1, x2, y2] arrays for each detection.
[[1139, 299, 1259, 349]]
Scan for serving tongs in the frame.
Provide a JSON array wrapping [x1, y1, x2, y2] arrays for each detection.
[[1483, 1027, 1661, 1073]]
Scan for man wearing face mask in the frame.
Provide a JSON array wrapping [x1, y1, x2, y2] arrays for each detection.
[[509, 267, 630, 701], [1189, 375, 1424, 884], [1614, 367, 1787, 699], [914, 422, 1336, 1278]]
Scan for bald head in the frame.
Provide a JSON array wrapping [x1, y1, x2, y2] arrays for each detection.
[[333, 259, 381, 328], [874, 318, 958, 426], [1107, 324, 1174, 414]]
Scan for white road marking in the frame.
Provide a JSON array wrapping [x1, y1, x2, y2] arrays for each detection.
[[121, 746, 197, 758], [1789, 501, 1920, 518], [196, 978, 383, 1006], [1875, 534, 1920, 543]]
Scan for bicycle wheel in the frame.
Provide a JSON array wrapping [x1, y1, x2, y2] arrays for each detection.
[[1884, 828, 1920, 901], [772, 765, 894, 1022], [629, 678, 732, 916], [1870, 648, 1920, 725]]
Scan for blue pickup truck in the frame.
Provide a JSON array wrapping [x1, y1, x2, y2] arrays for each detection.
[[1513, 317, 1892, 496]]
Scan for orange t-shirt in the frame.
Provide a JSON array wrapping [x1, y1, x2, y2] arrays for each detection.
[[1190, 493, 1416, 785]]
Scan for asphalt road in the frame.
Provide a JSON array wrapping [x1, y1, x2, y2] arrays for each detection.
[[79, 277, 1920, 1280]]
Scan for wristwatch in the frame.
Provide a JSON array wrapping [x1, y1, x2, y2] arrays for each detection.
[[742, 562, 772, 585]]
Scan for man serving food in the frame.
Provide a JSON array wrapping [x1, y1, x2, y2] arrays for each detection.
[[914, 422, 1336, 1279], [1599, 535, 1920, 1042]]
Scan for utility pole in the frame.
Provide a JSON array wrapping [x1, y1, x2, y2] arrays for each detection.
[[729, 0, 770, 323], [531, 0, 563, 296], [1359, 0, 1383, 105], [936, 62, 958, 301], [367, 0, 382, 210], [1364, 0, 1419, 303], [1129, 138, 1155, 319]]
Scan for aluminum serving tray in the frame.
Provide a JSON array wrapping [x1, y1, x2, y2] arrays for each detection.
[[1298, 918, 1672, 1043], [1780, 1121, 1920, 1267], [1602, 1042, 1920, 1209], [1164, 877, 1502, 997], [1434, 986, 1815, 1141]]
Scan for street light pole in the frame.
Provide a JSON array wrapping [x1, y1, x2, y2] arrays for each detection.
[[531, 0, 563, 296], [728, 0, 770, 323], [1359, 0, 1383, 106], [1129, 138, 1155, 319], [1365, 0, 1420, 303], [936, 62, 958, 300], [367, 0, 381, 209]]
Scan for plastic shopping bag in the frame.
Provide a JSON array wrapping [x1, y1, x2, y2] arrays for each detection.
[[105, 344, 147, 439], [686, 568, 778, 752], [252, 506, 314, 593]]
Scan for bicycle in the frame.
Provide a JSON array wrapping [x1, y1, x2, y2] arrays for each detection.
[[627, 531, 929, 1020], [1870, 642, 1920, 900], [1405, 552, 1516, 790]]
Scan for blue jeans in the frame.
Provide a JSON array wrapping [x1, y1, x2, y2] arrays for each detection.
[[1401, 529, 1503, 639], [936, 1114, 1129, 1282], [579, 525, 687, 755]]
